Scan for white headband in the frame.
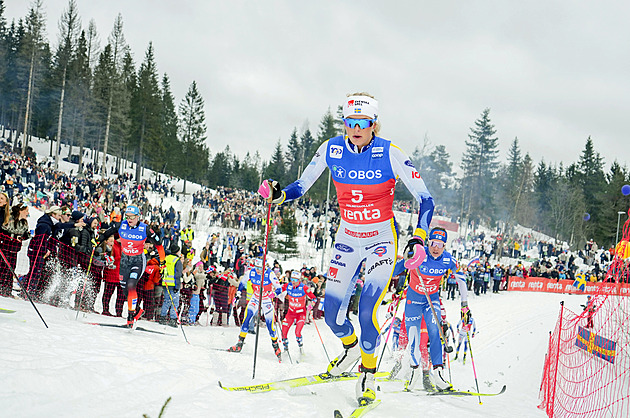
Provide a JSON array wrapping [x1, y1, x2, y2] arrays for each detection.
[[343, 95, 378, 119]]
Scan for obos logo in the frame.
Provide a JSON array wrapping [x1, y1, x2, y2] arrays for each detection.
[[373, 246, 387, 257], [348, 170, 382, 180], [335, 254, 342, 260], [335, 243, 354, 253], [332, 165, 346, 179], [330, 145, 343, 159]]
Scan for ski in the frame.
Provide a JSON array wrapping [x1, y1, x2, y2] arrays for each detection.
[[379, 384, 506, 397], [86, 322, 170, 335], [219, 371, 390, 393], [334, 399, 381, 418], [427, 384, 506, 397], [0, 308, 16, 313]]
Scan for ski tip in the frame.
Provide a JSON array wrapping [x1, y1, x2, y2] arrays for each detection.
[[499, 384, 507, 394], [333, 410, 343, 418], [218, 381, 224, 389]]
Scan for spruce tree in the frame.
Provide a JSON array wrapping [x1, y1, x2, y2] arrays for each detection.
[[178, 80, 207, 192], [460, 108, 500, 223], [285, 127, 301, 179], [16, 0, 47, 154], [160, 73, 179, 175], [264, 139, 286, 184], [129, 42, 162, 180], [51, 0, 81, 168]]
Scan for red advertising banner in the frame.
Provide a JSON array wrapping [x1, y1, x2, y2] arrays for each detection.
[[507, 276, 630, 296]]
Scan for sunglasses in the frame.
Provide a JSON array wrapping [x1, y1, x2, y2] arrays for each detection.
[[125, 215, 138, 220], [430, 240, 445, 248], [343, 118, 376, 130]]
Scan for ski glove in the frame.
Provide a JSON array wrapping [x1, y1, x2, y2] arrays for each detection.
[[403, 235, 426, 269], [258, 179, 285, 204], [461, 305, 471, 323]]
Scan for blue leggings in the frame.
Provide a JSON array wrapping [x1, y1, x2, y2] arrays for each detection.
[[404, 289, 443, 367]]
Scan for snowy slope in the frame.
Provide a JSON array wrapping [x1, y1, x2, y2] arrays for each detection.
[[0, 290, 585, 418]]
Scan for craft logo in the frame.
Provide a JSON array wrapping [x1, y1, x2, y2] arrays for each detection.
[[328, 267, 339, 279], [373, 246, 387, 257], [335, 243, 354, 253], [332, 165, 346, 179], [367, 258, 393, 274], [330, 145, 343, 159]]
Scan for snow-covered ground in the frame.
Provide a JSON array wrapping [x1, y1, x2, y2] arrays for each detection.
[[0, 286, 587, 417], [1, 132, 589, 417]]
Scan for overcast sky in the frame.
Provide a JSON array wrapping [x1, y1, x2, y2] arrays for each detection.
[[5, 0, 629, 173]]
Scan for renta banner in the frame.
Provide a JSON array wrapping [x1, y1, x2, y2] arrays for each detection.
[[507, 276, 630, 296]]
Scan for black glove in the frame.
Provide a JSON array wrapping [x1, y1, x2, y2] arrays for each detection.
[[267, 179, 285, 204], [442, 322, 448, 335], [404, 236, 425, 259]]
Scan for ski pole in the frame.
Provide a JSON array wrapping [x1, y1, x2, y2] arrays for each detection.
[[376, 292, 403, 371], [166, 286, 190, 344], [466, 331, 482, 405], [252, 200, 272, 379], [75, 246, 97, 320], [0, 248, 48, 328], [312, 316, 331, 364]]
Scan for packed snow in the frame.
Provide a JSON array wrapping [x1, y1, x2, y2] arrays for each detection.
[[1, 280, 586, 417]]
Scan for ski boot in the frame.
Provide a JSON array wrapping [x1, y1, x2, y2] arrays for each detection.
[[355, 365, 377, 406], [228, 336, 245, 352], [431, 365, 453, 391], [297, 336, 304, 355], [271, 338, 282, 362], [454, 353, 458, 361], [326, 339, 361, 376], [404, 365, 420, 391], [167, 317, 178, 328], [463, 354, 467, 365], [126, 308, 144, 328], [422, 370, 435, 392], [282, 338, 290, 352]]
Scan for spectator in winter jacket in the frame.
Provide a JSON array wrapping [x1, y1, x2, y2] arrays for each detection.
[[159, 243, 183, 326], [26, 206, 84, 299], [0, 203, 30, 296], [99, 235, 124, 317]]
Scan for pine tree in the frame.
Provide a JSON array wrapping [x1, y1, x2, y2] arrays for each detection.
[[51, 0, 81, 168], [317, 107, 338, 143], [16, 0, 47, 155], [208, 147, 232, 188], [460, 108, 500, 223], [99, 14, 127, 174], [66, 29, 91, 171], [577, 137, 606, 235], [160, 73, 179, 174], [129, 42, 162, 180], [285, 127, 301, 179], [264, 139, 286, 184], [178, 80, 207, 192]]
